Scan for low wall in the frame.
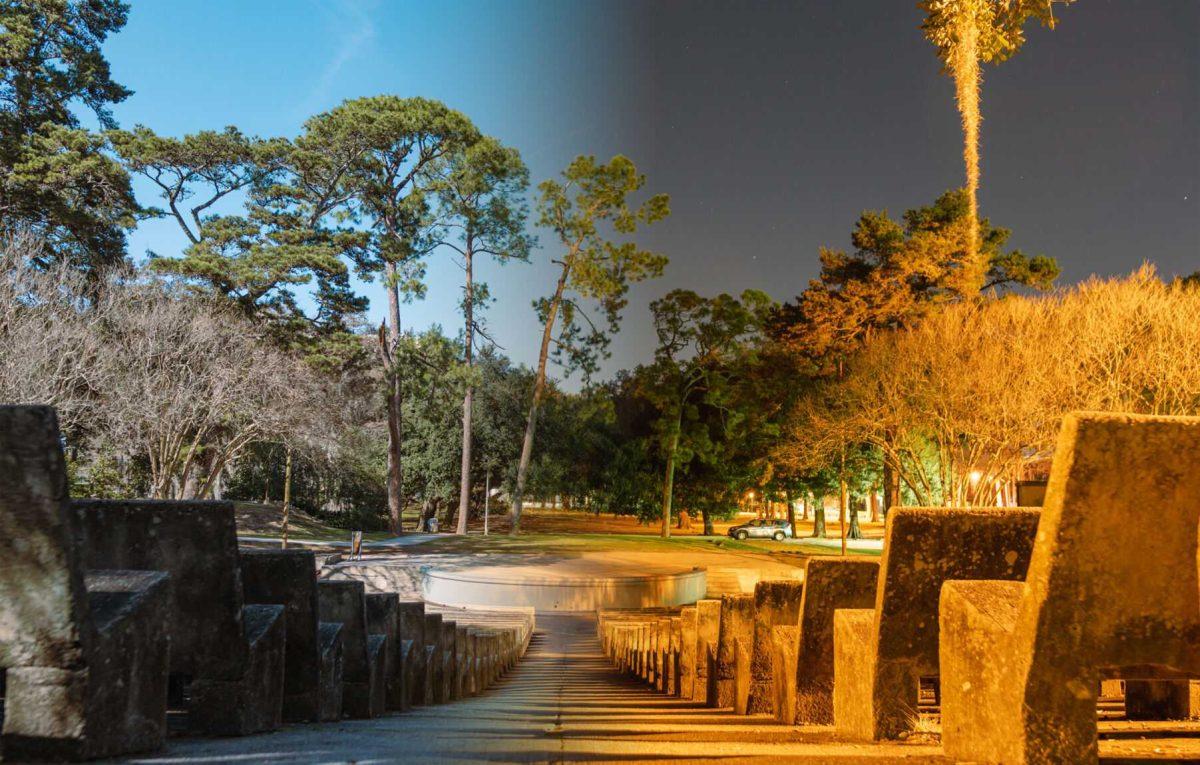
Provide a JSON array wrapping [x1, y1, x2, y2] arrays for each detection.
[[421, 567, 708, 612]]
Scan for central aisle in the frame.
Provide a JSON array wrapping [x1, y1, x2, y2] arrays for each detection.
[[125, 614, 945, 764]]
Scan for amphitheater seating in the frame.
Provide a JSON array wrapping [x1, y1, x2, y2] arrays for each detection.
[[832, 507, 1040, 740], [74, 498, 287, 736], [745, 580, 804, 715], [939, 412, 1200, 764], [0, 406, 171, 761]]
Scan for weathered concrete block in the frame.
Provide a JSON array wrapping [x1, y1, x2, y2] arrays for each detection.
[[316, 622, 344, 721], [397, 601, 425, 708], [747, 579, 804, 715], [679, 606, 697, 700], [1125, 679, 1200, 720], [366, 633, 388, 716], [317, 579, 377, 719], [191, 603, 287, 736], [73, 500, 248, 685], [0, 406, 174, 761], [240, 549, 321, 723], [734, 636, 753, 715], [940, 413, 1200, 764], [668, 616, 682, 696], [694, 599, 721, 704], [716, 594, 754, 708], [423, 613, 443, 702], [438, 620, 457, 703], [365, 592, 403, 711], [794, 557, 879, 724], [833, 507, 1039, 741], [771, 625, 800, 724]]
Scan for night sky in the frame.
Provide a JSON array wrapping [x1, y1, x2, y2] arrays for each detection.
[[111, 1, 1198, 383]]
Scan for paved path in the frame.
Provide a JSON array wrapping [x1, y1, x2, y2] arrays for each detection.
[[117, 615, 943, 764], [116, 615, 1198, 764]]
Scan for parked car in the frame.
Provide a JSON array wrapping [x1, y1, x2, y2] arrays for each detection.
[[727, 518, 793, 541]]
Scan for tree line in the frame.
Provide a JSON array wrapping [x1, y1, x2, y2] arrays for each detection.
[[4, 1, 1197, 540]]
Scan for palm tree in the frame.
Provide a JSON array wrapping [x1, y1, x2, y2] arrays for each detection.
[[920, 0, 1073, 287]]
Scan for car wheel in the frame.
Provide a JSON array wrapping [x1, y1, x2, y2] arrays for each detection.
[[736, 530, 748, 541], [773, 531, 785, 541]]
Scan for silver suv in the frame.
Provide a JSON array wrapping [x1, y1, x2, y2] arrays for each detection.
[[728, 519, 793, 541]]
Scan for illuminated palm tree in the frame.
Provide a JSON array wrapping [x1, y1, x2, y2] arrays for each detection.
[[920, 0, 1073, 288]]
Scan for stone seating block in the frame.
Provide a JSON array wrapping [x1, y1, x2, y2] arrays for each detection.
[[317, 579, 380, 719], [366, 633, 388, 716], [669, 616, 682, 696], [833, 507, 1039, 741], [365, 592, 403, 711], [424, 613, 443, 700], [454, 625, 471, 699], [397, 601, 425, 707], [771, 625, 800, 724], [72, 500, 247, 684], [191, 603, 286, 736], [679, 606, 697, 699], [2, 571, 171, 762], [240, 549, 320, 723], [940, 413, 1200, 764], [747, 580, 805, 715], [316, 622, 343, 721], [694, 599, 721, 704], [74, 498, 289, 736], [716, 594, 754, 708], [794, 557, 879, 724], [0, 406, 172, 761], [734, 636, 753, 715], [438, 620, 456, 703]]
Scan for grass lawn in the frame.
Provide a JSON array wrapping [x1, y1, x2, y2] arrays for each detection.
[[236, 501, 881, 558]]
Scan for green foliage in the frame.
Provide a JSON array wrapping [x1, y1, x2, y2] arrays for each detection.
[[775, 189, 1059, 361], [0, 0, 135, 269], [920, 0, 1074, 67], [535, 154, 670, 378], [303, 95, 481, 296]]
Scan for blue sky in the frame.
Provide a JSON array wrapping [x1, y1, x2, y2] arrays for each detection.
[[106, 0, 646, 381], [103, 1, 1199, 382]]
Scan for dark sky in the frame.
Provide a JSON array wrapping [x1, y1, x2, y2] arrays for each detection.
[[111, 1, 1198, 383], [584, 0, 1198, 375]]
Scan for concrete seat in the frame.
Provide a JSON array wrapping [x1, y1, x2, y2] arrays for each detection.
[[73, 498, 286, 736], [240, 549, 324, 722], [940, 412, 1200, 764], [365, 593, 404, 711], [693, 599, 722, 704], [714, 594, 754, 708], [833, 507, 1039, 740], [0, 406, 171, 761], [790, 557, 880, 724], [397, 601, 425, 708], [317, 580, 385, 718], [745, 580, 804, 715], [316, 622, 344, 721]]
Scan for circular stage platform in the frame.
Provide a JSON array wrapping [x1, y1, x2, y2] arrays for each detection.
[[421, 565, 708, 612]]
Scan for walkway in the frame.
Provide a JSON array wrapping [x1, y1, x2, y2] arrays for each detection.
[[116, 615, 1198, 764]]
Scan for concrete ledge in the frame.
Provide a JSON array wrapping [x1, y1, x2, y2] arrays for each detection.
[[421, 567, 707, 612]]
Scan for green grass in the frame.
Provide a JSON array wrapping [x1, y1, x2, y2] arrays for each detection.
[[403, 531, 827, 556]]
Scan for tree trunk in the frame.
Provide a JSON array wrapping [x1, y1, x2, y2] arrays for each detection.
[[701, 507, 713, 536], [281, 446, 293, 550], [953, 5, 983, 280], [839, 475, 848, 556], [660, 405, 682, 539], [785, 488, 796, 532], [812, 502, 826, 538], [510, 263, 570, 534], [383, 260, 404, 534], [848, 497, 863, 540], [882, 450, 900, 520], [456, 243, 475, 535]]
